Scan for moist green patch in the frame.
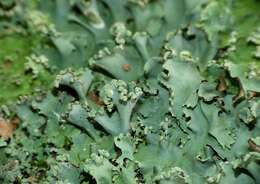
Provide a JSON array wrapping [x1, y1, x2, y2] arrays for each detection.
[[226, 0, 260, 67], [0, 34, 52, 104]]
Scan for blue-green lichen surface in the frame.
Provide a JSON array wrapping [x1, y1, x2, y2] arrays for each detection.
[[0, 0, 260, 183]]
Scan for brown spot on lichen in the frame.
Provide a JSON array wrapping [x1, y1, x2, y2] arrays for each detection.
[[248, 139, 260, 153], [122, 64, 131, 72], [28, 176, 38, 184], [217, 75, 227, 92], [0, 117, 19, 139], [233, 79, 245, 103], [249, 91, 259, 98], [88, 91, 104, 106]]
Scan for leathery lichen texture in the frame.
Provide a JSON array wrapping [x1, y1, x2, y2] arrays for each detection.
[[0, 0, 260, 183]]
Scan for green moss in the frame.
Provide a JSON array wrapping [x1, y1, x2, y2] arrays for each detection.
[[227, 0, 260, 67], [0, 34, 52, 104]]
